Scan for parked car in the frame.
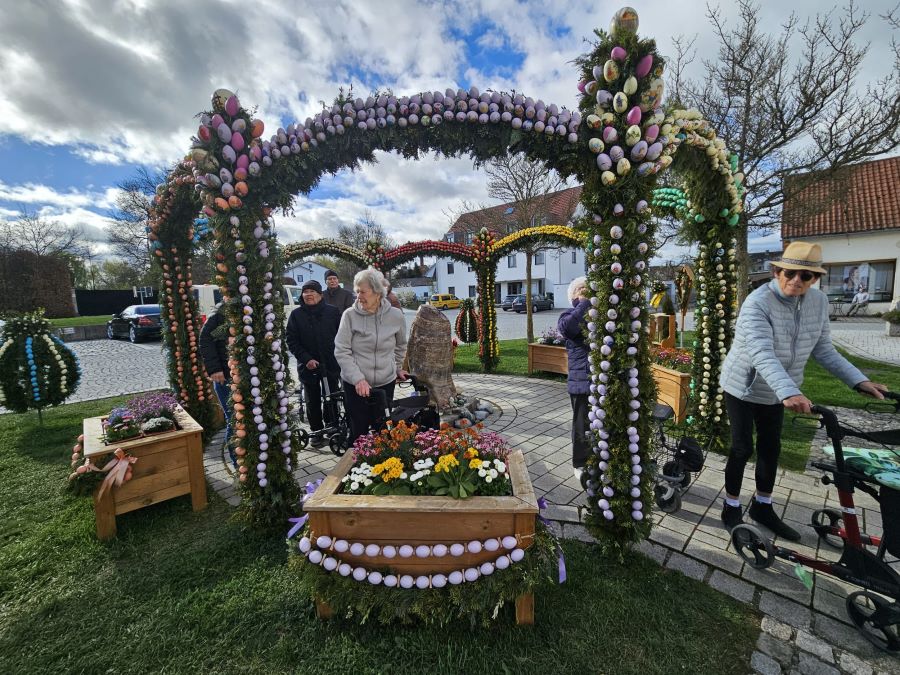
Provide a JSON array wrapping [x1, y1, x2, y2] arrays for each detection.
[[501, 294, 525, 311], [428, 293, 462, 310], [193, 283, 303, 326], [107, 305, 162, 343], [513, 294, 554, 313]]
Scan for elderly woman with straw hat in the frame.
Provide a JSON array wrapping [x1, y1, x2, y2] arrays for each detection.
[[719, 242, 887, 541]]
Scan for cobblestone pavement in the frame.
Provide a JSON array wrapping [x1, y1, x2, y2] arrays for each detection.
[[204, 373, 900, 675]]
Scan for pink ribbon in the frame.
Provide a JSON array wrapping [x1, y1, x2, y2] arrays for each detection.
[[96, 448, 138, 500]]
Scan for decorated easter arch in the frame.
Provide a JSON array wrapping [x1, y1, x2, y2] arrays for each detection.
[[149, 8, 744, 551]]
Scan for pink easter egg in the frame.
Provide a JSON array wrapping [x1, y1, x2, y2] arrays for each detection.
[[644, 124, 659, 143], [611, 46, 627, 62], [225, 95, 240, 117], [198, 125, 211, 142], [211, 114, 224, 129], [635, 54, 654, 79], [626, 106, 642, 126], [236, 153, 249, 170], [231, 132, 245, 152]]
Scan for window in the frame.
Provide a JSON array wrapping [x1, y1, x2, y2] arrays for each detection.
[[507, 254, 517, 268], [467, 264, 473, 272], [468, 285, 476, 298], [448, 286, 455, 296], [447, 262, 455, 274], [533, 251, 545, 265], [465, 232, 474, 245], [572, 250, 577, 264], [296, 274, 304, 282], [821, 260, 895, 302]]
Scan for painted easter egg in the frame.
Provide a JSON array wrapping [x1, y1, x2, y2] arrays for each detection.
[[644, 124, 659, 143], [596, 89, 613, 107], [596, 153, 612, 171], [630, 140, 648, 161], [639, 78, 665, 112], [613, 92, 628, 113], [609, 145, 624, 162], [231, 131, 245, 152], [211, 89, 234, 111], [603, 60, 620, 83], [221, 145, 236, 164], [250, 119, 265, 138], [588, 137, 604, 154], [601, 170, 617, 186], [592, 64, 603, 80], [224, 95, 240, 117], [610, 7, 639, 36], [602, 126, 618, 143], [231, 118, 246, 133], [611, 46, 627, 62], [616, 158, 631, 175], [586, 114, 602, 129], [198, 125, 211, 142], [216, 123, 232, 143], [635, 54, 654, 79], [646, 141, 663, 161], [584, 80, 599, 96], [623, 76, 638, 95], [625, 125, 642, 146]]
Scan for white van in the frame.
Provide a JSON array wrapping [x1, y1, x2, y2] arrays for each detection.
[[192, 284, 303, 326]]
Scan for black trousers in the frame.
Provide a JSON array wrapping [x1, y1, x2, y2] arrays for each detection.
[[343, 381, 395, 444], [300, 372, 340, 432], [724, 392, 785, 496], [570, 393, 591, 469]]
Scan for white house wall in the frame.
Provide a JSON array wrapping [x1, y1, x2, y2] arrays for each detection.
[[804, 230, 900, 310], [433, 247, 585, 301]]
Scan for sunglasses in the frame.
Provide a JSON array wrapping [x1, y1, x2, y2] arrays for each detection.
[[781, 269, 818, 282]]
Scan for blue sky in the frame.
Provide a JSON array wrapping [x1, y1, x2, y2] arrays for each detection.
[[1, 0, 897, 261]]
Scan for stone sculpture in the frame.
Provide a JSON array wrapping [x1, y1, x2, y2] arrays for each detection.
[[405, 304, 457, 410]]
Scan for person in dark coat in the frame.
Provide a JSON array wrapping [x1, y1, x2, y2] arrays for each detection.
[[199, 302, 235, 467], [323, 269, 355, 313], [286, 280, 342, 444], [557, 276, 591, 482]]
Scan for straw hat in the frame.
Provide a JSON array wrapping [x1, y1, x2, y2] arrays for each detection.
[[775, 242, 826, 274]]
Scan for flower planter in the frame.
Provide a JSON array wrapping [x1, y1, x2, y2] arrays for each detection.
[[303, 449, 539, 624], [885, 321, 900, 337], [82, 406, 207, 540], [649, 313, 676, 349], [651, 363, 691, 423], [527, 343, 568, 375]]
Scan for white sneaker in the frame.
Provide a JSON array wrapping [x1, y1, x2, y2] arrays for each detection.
[[573, 467, 584, 481]]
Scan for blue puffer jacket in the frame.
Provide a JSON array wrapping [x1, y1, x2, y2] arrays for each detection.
[[558, 298, 591, 395], [720, 279, 866, 404]]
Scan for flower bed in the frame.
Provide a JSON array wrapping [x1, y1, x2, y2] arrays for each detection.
[[291, 421, 555, 625], [101, 392, 181, 444]]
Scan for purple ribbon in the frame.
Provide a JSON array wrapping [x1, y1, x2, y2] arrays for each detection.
[[286, 479, 324, 539], [537, 496, 567, 583]]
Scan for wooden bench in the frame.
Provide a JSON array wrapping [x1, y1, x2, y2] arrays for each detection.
[[82, 406, 207, 540]]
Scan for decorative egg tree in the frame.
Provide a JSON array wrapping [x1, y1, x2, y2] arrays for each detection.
[[0, 310, 81, 422], [149, 7, 741, 551]]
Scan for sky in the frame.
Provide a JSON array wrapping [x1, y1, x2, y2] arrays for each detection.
[[1, 0, 897, 264]]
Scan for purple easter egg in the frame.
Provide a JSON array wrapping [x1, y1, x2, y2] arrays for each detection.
[[626, 106, 642, 126], [602, 126, 618, 143], [635, 54, 654, 79], [609, 145, 624, 162], [577, 80, 587, 93], [231, 132, 245, 152], [597, 153, 612, 171], [225, 95, 240, 117], [646, 141, 663, 161], [630, 140, 648, 161], [211, 114, 224, 129], [221, 145, 236, 164], [217, 123, 232, 143], [611, 46, 627, 62], [644, 124, 659, 143], [236, 154, 249, 170], [596, 89, 613, 106]]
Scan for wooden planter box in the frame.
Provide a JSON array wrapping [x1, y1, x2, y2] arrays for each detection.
[[528, 342, 568, 375], [82, 406, 207, 540], [649, 313, 676, 349], [303, 449, 539, 624], [651, 364, 692, 423]]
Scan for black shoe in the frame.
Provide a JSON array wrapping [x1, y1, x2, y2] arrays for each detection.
[[749, 501, 801, 541], [721, 503, 744, 530]]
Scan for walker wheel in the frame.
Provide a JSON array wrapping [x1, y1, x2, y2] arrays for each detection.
[[654, 483, 682, 514], [731, 524, 775, 569], [662, 460, 691, 488], [329, 432, 348, 457], [845, 591, 900, 652], [296, 429, 309, 450], [811, 508, 845, 549]]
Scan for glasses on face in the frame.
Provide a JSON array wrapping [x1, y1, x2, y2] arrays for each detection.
[[782, 269, 817, 282]]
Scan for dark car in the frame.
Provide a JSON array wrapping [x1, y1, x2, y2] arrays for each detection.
[[107, 304, 162, 343], [501, 294, 525, 311], [513, 293, 554, 313]]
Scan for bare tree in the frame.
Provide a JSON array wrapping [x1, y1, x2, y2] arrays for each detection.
[[107, 167, 166, 277], [0, 208, 85, 257], [669, 0, 900, 304], [483, 154, 566, 343]]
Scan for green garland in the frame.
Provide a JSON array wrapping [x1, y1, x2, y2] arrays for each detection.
[[0, 310, 81, 414], [289, 522, 558, 626]]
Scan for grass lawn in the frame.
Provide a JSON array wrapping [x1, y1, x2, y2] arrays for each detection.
[[0, 399, 759, 674], [48, 315, 111, 328]]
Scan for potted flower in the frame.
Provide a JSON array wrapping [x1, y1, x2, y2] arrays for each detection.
[[650, 346, 693, 422], [295, 420, 552, 625], [882, 310, 900, 337], [528, 327, 568, 375]]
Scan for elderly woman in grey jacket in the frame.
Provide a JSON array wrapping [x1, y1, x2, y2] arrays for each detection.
[[335, 267, 409, 443], [719, 242, 886, 540]]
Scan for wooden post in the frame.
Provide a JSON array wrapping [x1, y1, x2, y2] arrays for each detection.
[[527, 343, 534, 374], [185, 430, 208, 512], [315, 599, 333, 619], [93, 486, 117, 541], [515, 593, 534, 625]]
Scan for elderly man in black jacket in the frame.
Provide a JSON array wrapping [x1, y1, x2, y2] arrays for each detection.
[[323, 269, 355, 313], [286, 280, 342, 444]]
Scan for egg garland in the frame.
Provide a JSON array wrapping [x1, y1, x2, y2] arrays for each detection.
[[0, 311, 82, 415]]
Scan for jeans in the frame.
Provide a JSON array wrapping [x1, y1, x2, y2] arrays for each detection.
[[213, 379, 236, 467], [343, 381, 396, 444], [300, 371, 340, 432], [570, 393, 590, 468], [724, 392, 785, 496]]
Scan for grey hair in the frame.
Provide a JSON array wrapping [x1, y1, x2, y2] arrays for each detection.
[[567, 276, 588, 302], [354, 267, 388, 301]]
